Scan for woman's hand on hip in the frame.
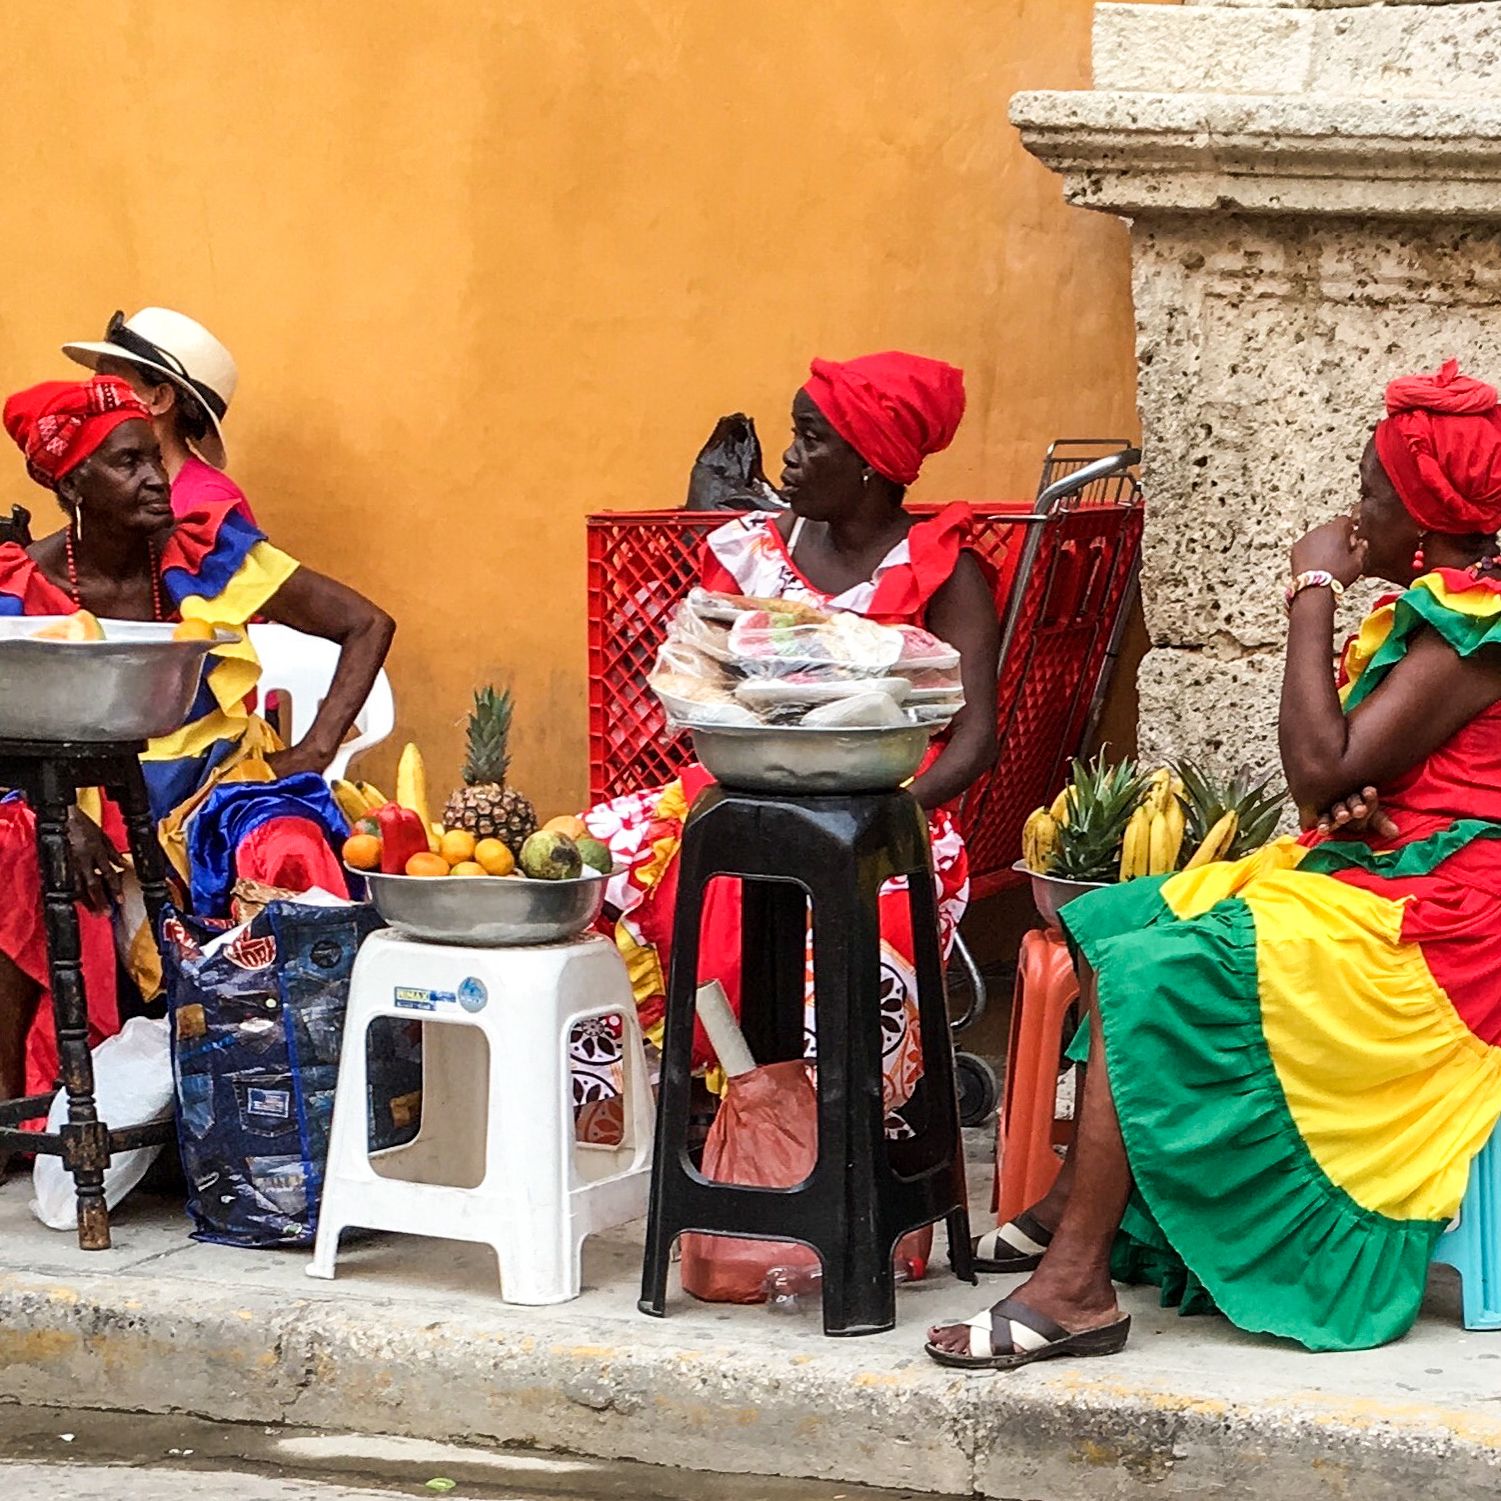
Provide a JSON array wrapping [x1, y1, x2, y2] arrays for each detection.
[[1291, 517, 1367, 586], [264, 744, 332, 782], [66, 809, 123, 915]]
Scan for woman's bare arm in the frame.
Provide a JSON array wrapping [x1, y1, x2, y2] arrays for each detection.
[[256, 567, 395, 778], [909, 553, 999, 812]]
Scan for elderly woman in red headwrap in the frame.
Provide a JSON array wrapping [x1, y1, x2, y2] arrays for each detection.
[[0, 376, 392, 1116], [927, 360, 1501, 1368], [578, 353, 998, 1125]]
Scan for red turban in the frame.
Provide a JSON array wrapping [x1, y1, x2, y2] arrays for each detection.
[[802, 352, 966, 487], [1373, 359, 1501, 535], [2, 376, 150, 491]]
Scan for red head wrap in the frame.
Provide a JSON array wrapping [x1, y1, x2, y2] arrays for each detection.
[[802, 352, 966, 487], [2, 376, 151, 491], [1372, 359, 1501, 536]]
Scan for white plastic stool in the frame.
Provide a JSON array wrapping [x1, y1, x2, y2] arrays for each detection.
[[307, 929, 653, 1304]]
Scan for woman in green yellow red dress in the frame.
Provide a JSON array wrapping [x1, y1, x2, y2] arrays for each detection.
[[0, 375, 392, 1109], [927, 360, 1501, 1365]]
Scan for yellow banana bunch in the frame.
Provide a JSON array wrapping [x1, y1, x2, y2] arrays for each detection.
[[1147, 797, 1185, 875], [331, 779, 371, 825], [1144, 766, 1176, 816], [1022, 807, 1060, 873], [1184, 810, 1239, 870], [1119, 805, 1153, 881], [356, 781, 387, 811]]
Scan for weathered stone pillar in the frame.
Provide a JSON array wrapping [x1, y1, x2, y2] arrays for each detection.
[[1013, 0, 1501, 773]]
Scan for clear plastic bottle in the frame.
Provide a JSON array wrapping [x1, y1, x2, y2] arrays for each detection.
[[762, 1255, 919, 1314]]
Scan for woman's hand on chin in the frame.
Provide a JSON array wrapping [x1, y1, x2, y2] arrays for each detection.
[[1291, 516, 1367, 586]]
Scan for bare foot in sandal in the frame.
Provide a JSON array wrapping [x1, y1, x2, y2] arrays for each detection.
[[926, 1260, 1125, 1370]]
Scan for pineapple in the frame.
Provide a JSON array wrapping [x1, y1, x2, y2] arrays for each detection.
[[1174, 760, 1286, 864], [1051, 753, 1148, 882], [441, 686, 539, 854]]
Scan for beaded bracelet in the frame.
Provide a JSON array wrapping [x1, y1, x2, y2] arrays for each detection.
[[1285, 570, 1345, 612]]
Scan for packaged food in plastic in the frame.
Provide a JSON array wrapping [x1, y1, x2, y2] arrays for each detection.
[[686, 587, 828, 627], [729, 610, 904, 676], [801, 692, 908, 728], [733, 675, 911, 711], [894, 624, 962, 673]]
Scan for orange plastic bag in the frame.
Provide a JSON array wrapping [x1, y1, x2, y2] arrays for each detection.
[[679, 1059, 931, 1304]]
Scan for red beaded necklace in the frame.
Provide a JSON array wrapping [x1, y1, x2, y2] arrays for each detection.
[[65, 526, 164, 622]]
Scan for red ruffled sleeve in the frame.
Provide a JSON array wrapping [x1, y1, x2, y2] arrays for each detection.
[[868, 502, 987, 621], [0, 542, 75, 617]]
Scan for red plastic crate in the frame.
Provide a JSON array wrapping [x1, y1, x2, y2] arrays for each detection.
[[586, 499, 1142, 899]]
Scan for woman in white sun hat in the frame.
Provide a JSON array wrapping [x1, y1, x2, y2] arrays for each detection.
[[63, 307, 255, 524]]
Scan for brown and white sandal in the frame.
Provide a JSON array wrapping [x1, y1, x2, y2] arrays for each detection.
[[925, 1294, 1131, 1372], [972, 1210, 1055, 1273]]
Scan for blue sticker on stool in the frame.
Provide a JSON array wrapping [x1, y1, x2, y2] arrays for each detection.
[[458, 976, 488, 1013]]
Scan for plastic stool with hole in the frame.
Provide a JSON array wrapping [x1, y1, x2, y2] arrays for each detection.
[[1433, 1120, 1501, 1331], [307, 929, 653, 1304], [993, 927, 1079, 1225]]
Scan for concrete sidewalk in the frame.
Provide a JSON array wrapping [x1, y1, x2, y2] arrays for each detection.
[[1, 1174, 1499, 1500]]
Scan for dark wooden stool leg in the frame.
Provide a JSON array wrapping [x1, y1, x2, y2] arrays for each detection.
[[35, 761, 111, 1250], [109, 758, 169, 945]]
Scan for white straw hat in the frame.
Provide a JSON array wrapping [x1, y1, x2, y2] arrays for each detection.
[[63, 307, 238, 468]]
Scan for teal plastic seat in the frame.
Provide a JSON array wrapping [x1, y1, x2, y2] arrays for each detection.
[[1433, 1125, 1501, 1330]]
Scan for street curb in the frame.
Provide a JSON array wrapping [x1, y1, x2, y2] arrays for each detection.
[[2, 1268, 1500, 1497]]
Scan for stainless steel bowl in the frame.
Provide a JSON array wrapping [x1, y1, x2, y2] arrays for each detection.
[[0, 619, 230, 742], [690, 722, 933, 794], [360, 869, 609, 947], [1014, 862, 1110, 930]]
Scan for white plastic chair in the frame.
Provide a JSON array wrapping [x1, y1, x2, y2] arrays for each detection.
[[247, 622, 395, 785]]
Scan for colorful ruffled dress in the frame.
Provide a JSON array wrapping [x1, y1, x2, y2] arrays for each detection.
[[581, 505, 977, 1122], [1061, 568, 1501, 1352], [0, 502, 338, 1097]]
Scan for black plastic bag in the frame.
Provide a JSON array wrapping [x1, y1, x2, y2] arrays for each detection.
[[684, 413, 782, 511]]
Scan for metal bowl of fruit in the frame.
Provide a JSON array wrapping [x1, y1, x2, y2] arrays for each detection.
[[1015, 863, 1110, 931], [0, 615, 231, 742], [690, 722, 933, 794], [359, 866, 611, 948]]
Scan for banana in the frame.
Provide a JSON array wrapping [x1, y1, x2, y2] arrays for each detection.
[[1144, 766, 1175, 816], [1184, 810, 1239, 870], [1049, 787, 1071, 827], [1119, 805, 1152, 881], [331, 779, 370, 826], [1022, 808, 1059, 872], [356, 781, 388, 812], [395, 743, 432, 831], [1147, 808, 1182, 876]]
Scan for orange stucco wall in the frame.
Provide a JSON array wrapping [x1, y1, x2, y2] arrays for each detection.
[[0, 0, 1162, 817]]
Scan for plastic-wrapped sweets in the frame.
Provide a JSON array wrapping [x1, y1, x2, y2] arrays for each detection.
[[649, 589, 965, 731]]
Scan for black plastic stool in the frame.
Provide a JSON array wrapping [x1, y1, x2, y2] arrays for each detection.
[[0, 739, 172, 1250], [638, 785, 976, 1336]]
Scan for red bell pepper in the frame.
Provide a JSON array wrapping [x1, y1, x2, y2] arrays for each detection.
[[375, 803, 429, 874]]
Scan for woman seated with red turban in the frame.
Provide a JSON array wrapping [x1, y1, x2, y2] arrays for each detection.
[[0, 376, 393, 1110], [579, 353, 999, 1124], [928, 360, 1501, 1367]]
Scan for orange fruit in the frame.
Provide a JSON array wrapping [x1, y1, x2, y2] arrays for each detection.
[[473, 838, 515, 876], [33, 609, 104, 642], [172, 618, 216, 642], [404, 852, 451, 878], [439, 829, 477, 866], [543, 815, 589, 841], [342, 833, 382, 870], [450, 860, 486, 877]]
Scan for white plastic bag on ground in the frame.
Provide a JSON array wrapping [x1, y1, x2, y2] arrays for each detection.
[[30, 1015, 174, 1231]]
